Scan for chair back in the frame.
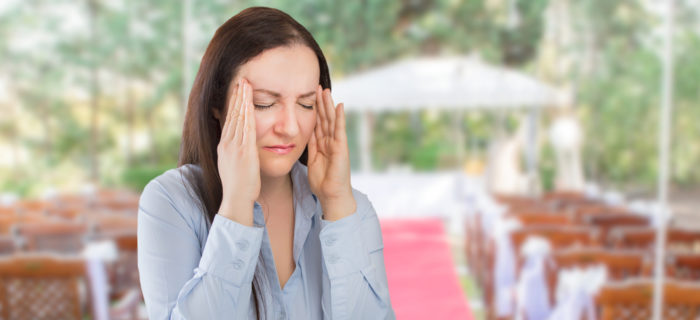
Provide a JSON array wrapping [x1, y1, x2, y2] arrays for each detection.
[[511, 226, 599, 253], [0, 255, 87, 320], [597, 281, 700, 320], [16, 222, 88, 253]]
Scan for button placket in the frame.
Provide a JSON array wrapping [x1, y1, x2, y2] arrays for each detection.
[[236, 239, 249, 251], [324, 236, 337, 247], [328, 254, 340, 264], [232, 258, 245, 270]]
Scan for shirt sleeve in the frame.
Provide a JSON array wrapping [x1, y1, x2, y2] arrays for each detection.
[[137, 178, 264, 320], [318, 188, 396, 319]]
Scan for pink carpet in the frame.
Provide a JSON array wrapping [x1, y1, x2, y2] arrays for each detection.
[[381, 218, 473, 320]]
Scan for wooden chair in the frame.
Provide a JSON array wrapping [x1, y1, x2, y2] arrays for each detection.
[[90, 213, 137, 235], [0, 254, 142, 320], [511, 226, 600, 254], [543, 191, 588, 209], [507, 212, 572, 226], [543, 190, 585, 201], [0, 214, 47, 235], [571, 204, 631, 223], [0, 255, 88, 319], [668, 254, 700, 281], [584, 214, 649, 241], [46, 205, 85, 220], [495, 194, 556, 215], [0, 207, 16, 216], [466, 213, 498, 314], [15, 222, 89, 253], [13, 200, 52, 215], [54, 194, 91, 208], [0, 236, 16, 255], [464, 213, 481, 282], [596, 280, 700, 320], [545, 248, 649, 307], [93, 232, 140, 301], [494, 194, 540, 207], [610, 227, 700, 252], [552, 248, 649, 280], [95, 189, 139, 213], [510, 226, 600, 283]]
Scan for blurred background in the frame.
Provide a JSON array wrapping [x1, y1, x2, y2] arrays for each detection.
[[0, 0, 699, 319]]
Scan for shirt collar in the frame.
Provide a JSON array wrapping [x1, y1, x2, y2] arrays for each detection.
[[290, 160, 319, 220]]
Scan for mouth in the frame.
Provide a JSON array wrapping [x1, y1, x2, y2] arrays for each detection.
[[263, 144, 295, 155]]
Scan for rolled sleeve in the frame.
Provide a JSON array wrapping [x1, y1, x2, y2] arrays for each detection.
[[319, 211, 371, 279], [319, 189, 395, 319], [198, 215, 264, 287]]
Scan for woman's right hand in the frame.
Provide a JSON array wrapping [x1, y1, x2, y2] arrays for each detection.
[[217, 78, 260, 226]]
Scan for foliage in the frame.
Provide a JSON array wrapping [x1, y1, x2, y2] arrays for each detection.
[[0, 0, 698, 194]]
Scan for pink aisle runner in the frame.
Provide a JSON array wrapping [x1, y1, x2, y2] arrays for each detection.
[[381, 218, 473, 320]]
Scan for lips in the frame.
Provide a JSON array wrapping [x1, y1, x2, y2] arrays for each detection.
[[263, 144, 295, 155]]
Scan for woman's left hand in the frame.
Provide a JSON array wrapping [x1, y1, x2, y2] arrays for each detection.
[[307, 85, 357, 221]]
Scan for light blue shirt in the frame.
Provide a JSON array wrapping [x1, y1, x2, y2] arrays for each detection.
[[137, 160, 395, 319]]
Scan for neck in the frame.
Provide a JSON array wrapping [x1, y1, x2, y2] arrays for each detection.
[[257, 172, 293, 205]]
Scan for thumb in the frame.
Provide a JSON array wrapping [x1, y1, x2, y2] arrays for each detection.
[[308, 131, 318, 163]]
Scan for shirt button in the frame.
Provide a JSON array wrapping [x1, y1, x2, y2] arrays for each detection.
[[232, 259, 245, 270], [324, 237, 337, 247], [328, 255, 340, 264], [236, 240, 249, 251]]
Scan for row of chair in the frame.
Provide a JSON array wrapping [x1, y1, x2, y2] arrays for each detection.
[[0, 189, 142, 319], [466, 191, 700, 319]]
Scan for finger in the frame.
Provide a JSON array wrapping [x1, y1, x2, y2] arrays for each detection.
[[307, 128, 317, 163], [316, 85, 329, 136], [324, 89, 336, 139], [243, 83, 256, 145], [222, 80, 242, 140], [315, 107, 324, 143], [234, 80, 248, 145], [229, 79, 245, 140], [335, 103, 346, 141]]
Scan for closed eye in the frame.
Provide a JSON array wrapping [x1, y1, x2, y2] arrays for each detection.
[[254, 103, 274, 109], [254, 103, 313, 110]]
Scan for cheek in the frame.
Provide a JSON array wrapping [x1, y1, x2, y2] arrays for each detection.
[[254, 112, 274, 141], [300, 111, 317, 137]]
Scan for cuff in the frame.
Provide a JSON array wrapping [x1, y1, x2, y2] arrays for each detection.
[[319, 209, 371, 279], [198, 214, 264, 287]]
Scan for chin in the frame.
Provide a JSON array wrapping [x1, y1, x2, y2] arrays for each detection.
[[259, 155, 298, 178]]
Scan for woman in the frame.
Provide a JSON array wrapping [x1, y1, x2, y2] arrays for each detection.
[[137, 6, 395, 320]]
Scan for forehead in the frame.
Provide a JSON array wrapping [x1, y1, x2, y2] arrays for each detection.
[[236, 45, 320, 97]]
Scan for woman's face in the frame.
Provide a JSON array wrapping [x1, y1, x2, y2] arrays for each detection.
[[229, 45, 319, 179]]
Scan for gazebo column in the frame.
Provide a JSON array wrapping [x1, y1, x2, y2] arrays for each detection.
[[359, 110, 373, 172], [454, 109, 465, 169], [525, 107, 541, 195]]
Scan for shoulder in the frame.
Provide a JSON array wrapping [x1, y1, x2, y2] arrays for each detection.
[[350, 187, 375, 220], [138, 164, 206, 229], [140, 164, 200, 205]]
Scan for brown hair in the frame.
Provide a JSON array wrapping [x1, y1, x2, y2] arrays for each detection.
[[177, 7, 331, 318]]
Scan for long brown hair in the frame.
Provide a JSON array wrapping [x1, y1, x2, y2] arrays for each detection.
[[177, 7, 331, 318]]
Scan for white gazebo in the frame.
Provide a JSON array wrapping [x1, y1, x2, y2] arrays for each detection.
[[333, 55, 568, 180], [334, 55, 567, 232], [333, 55, 565, 112]]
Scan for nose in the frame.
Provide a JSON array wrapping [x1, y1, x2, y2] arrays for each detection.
[[272, 102, 300, 138]]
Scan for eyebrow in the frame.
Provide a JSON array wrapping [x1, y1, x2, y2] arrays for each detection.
[[254, 88, 316, 99]]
